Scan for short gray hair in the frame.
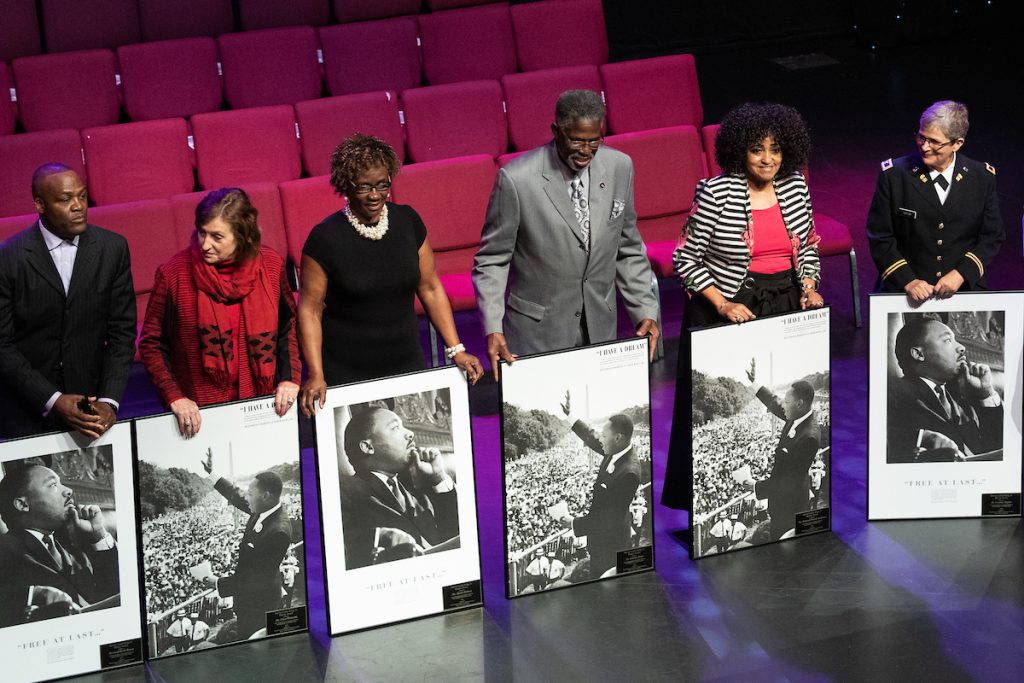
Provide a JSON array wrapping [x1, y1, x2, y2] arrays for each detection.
[[554, 90, 605, 128], [920, 100, 969, 141]]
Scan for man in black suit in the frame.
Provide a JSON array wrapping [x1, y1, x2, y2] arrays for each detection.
[[557, 393, 641, 578], [0, 463, 120, 628], [201, 450, 291, 639], [339, 407, 460, 570], [0, 163, 136, 440], [887, 315, 1003, 463], [740, 363, 821, 541], [867, 100, 1003, 302]]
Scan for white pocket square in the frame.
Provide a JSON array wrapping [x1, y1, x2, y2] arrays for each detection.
[[610, 199, 625, 219]]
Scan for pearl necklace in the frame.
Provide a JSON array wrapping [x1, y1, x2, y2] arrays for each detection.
[[344, 203, 389, 241]]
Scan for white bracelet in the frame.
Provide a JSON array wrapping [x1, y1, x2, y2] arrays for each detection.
[[445, 343, 465, 360]]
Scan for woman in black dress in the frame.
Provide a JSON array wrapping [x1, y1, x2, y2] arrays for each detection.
[[298, 134, 483, 415]]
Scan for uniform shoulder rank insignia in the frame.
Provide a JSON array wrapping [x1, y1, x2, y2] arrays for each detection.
[[880, 158, 894, 171], [985, 162, 996, 175]]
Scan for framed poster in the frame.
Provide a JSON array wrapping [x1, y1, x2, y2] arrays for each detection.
[[868, 292, 1024, 520], [314, 366, 482, 634], [134, 398, 308, 659], [500, 338, 655, 598], [0, 423, 144, 682], [688, 308, 832, 559]]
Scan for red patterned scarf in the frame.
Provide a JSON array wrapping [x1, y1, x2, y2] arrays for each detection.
[[190, 243, 278, 394]]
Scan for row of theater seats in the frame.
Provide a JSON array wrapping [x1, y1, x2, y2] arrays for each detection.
[[0, 0, 608, 133], [0, 123, 862, 335], [0, 56, 703, 216], [0, 0, 538, 60]]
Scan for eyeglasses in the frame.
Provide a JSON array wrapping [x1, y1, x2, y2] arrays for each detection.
[[350, 180, 392, 195], [915, 133, 957, 150], [565, 137, 603, 151]]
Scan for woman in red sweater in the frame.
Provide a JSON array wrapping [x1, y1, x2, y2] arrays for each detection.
[[140, 188, 301, 437]]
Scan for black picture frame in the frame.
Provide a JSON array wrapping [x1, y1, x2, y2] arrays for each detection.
[[312, 365, 484, 635], [0, 423, 145, 682], [866, 291, 1023, 521], [133, 396, 309, 661], [499, 337, 656, 599], [686, 307, 833, 559]]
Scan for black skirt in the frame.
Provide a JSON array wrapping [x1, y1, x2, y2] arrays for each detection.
[[661, 269, 801, 510]]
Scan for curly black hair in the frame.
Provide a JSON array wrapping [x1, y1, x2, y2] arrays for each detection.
[[329, 133, 401, 196], [714, 102, 811, 177]]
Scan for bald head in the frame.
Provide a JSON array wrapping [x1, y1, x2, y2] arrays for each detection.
[[32, 164, 88, 240]]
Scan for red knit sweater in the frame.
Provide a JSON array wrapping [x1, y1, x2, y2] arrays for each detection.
[[139, 246, 301, 407]]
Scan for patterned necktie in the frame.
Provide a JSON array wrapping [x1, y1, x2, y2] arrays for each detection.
[[935, 385, 953, 419], [44, 534, 64, 570], [571, 175, 590, 250], [387, 477, 407, 513]]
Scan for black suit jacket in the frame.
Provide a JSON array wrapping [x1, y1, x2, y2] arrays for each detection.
[[0, 224, 136, 438], [752, 387, 821, 541], [887, 375, 1003, 463], [867, 153, 1003, 292], [570, 420, 641, 576], [0, 527, 120, 627], [339, 471, 460, 570], [214, 478, 292, 637]]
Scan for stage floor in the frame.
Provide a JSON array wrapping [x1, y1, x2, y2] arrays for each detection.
[[86, 35, 1023, 683]]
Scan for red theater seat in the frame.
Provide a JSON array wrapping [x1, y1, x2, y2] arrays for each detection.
[[118, 38, 223, 122], [601, 55, 703, 135], [604, 126, 704, 276], [13, 51, 121, 132], [501, 66, 602, 151], [0, 129, 85, 218], [240, 0, 330, 29], [82, 119, 194, 205], [279, 175, 340, 268], [295, 92, 405, 177], [402, 81, 507, 163], [88, 198, 183, 328], [137, 0, 233, 41], [390, 155, 496, 311], [419, 4, 517, 85], [333, 0, 421, 23], [41, 0, 141, 53], [191, 106, 302, 189], [510, 0, 608, 72], [218, 27, 323, 109], [0, 214, 37, 242], [0, 65, 16, 136], [319, 18, 422, 97], [171, 182, 289, 261], [426, 0, 502, 9], [0, 0, 42, 62]]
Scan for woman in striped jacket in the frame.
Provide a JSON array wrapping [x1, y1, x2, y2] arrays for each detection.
[[675, 102, 824, 326], [662, 102, 825, 509]]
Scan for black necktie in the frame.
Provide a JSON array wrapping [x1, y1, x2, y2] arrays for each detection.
[[44, 534, 64, 570], [934, 174, 949, 191], [935, 385, 953, 419], [387, 477, 407, 513]]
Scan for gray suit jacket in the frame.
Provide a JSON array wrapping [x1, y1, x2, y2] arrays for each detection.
[[472, 142, 659, 356]]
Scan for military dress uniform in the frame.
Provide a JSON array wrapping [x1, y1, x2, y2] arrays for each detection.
[[866, 153, 1003, 291]]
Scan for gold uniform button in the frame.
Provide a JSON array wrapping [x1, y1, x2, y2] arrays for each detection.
[[937, 255, 943, 261], [936, 271, 942, 277], [937, 239, 943, 246], [938, 222, 945, 229]]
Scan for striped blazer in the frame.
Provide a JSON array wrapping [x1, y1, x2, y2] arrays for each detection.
[[673, 171, 821, 298]]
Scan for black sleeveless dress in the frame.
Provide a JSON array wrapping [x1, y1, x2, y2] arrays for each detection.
[[302, 202, 427, 385]]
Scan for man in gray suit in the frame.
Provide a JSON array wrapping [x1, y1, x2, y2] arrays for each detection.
[[473, 90, 660, 377]]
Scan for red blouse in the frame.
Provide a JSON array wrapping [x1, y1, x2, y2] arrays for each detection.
[[139, 246, 300, 407], [747, 203, 792, 274]]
